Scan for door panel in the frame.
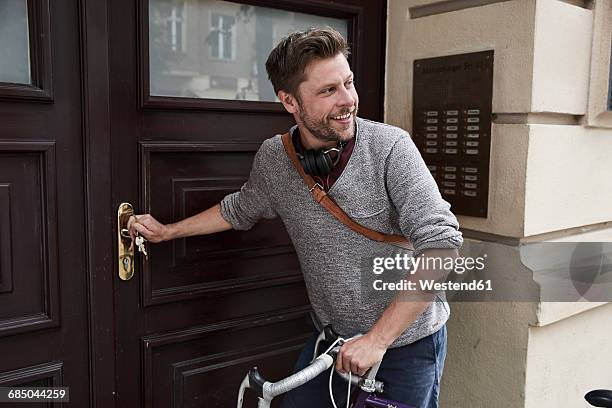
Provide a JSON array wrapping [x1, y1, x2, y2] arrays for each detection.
[[0, 0, 90, 405], [0, 144, 58, 336], [110, 1, 387, 406], [140, 143, 300, 306], [142, 309, 310, 407]]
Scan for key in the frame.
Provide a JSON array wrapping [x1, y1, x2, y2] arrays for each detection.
[[135, 234, 148, 259]]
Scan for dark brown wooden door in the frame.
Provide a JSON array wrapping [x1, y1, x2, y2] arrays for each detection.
[[108, 1, 387, 406], [0, 0, 91, 405]]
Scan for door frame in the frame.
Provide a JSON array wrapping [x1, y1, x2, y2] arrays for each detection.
[[80, 0, 388, 406], [80, 0, 116, 406]]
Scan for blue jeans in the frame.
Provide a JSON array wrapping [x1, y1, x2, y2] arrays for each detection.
[[280, 325, 447, 408]]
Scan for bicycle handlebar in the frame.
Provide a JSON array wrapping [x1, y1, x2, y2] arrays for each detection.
[[313, 327, 384, 394], [265, 353, 335, 399], [237, 353, 335, 408], [237, 325, 386, 408]]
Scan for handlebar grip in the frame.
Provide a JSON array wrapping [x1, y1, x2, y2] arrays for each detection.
[[585, 389, 612, 407], [265, 354, 334, 399]]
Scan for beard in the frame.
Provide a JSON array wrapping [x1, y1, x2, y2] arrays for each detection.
[[297, 102, 358, 143]]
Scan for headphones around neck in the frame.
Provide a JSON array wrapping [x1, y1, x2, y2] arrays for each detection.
[[295, 138, 347, 178]]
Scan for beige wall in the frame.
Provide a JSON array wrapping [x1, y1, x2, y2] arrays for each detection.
[[444, 234, 612, 408], [531, 0, 592, 114], [442, 238, 539, 407], [442, 302, 536, 407], [525, 302, 612, 408], [386, 0, 612, 238], [386, 1, 612, 407], [525, 125, 612, 236], [386, 0, 536, 129], [586, 0, 612, 127]]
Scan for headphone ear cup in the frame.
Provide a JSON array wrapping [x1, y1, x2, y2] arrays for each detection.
[[317, 150, 332, 177], [300, 147, 335, 178], [316, 151, 332, 177], [320, 153, 334, 176], [300, 151, 309, 174], [304, 150, 316, 176], [312, 151, 324, 177]]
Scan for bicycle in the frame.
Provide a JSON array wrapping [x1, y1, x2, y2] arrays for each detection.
[[237, 324, 414, 408], [237, 324, 612, 408]]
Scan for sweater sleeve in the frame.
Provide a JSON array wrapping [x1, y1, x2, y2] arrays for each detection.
[[220, 140, 277, 230], [385, 132, 463, 255]]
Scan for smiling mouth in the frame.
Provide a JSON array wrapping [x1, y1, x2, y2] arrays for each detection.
[[329, 110, 355, 122], [331, 112, 351, 120]]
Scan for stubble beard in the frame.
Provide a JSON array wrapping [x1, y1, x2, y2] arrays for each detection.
[[298, 103, 358, 143]]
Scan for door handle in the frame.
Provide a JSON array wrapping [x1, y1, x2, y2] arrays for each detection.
[[117, 202, 135, 281]]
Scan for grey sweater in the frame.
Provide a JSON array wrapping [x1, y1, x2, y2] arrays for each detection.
[[220, 117, 463, 347]]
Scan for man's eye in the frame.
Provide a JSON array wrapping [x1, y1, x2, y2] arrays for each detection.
[[321, 87, 335, 94], [345, 80, 354, 88]]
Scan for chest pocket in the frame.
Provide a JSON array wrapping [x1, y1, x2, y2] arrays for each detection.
[[344, 198, 394, 232], [348, 202, 387, 218]]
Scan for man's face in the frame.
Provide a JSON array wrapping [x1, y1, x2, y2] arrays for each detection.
[[290, 53, 359, 144]]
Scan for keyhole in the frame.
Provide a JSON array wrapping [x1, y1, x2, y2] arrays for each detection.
[[123, 256, 131, 271]]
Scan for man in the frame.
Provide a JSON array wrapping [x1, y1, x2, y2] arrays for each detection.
[[128, 28, 462, 408]]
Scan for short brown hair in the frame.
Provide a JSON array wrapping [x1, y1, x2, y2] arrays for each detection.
[[265, 27, 350, 96]]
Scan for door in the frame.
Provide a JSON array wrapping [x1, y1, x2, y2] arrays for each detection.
[[0, 0, 91, 405], [108, 0, 387, 406]]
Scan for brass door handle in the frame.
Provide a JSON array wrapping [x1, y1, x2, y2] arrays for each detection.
[[117, 202, 135, 280]]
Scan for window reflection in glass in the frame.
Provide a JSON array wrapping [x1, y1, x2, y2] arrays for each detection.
[[0, 0, 31, 85], [165, 2, 185, 51], [210, 13, 235, 60], [149, 0, 348, 102]]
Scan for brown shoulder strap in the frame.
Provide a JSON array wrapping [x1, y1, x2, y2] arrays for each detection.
[[281, 132, 413, 250]]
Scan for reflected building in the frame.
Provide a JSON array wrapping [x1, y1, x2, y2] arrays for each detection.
[[149, 0, 348, 102]]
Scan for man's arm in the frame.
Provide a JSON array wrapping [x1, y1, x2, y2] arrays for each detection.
[[127, 203, 232, 243], [336, 248, 458, 376], [337, 132, 463, 375], [127, 139, 277, 243]]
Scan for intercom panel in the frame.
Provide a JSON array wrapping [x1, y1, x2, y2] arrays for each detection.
[[412, 50, 493, 218]]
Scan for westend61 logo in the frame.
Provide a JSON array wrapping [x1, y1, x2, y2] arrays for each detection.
[[371, 253, 490, 292]]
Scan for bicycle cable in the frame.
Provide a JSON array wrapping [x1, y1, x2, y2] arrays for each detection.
[[319, 336, 358, 408], [328, 355, 352, 408]]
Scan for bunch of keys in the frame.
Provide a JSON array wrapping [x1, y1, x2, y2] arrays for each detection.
[[135, 233, 148, 259]]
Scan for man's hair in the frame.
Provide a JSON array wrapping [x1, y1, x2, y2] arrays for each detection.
[[265, 27, 350, 97]]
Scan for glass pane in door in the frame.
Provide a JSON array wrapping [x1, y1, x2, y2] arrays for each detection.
[[149, 0, 348, 102], [0, 0, 31, 84]]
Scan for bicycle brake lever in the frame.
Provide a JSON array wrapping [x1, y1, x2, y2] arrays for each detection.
[[335, 370, 385, 393], [248, 367, 266, 397], [236, 367, 270, 408]]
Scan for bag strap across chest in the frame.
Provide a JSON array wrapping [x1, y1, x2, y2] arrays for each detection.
[[281, 132, 413, 250]]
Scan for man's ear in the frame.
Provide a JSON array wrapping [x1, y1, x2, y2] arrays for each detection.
[[278, 90, 298, 114]]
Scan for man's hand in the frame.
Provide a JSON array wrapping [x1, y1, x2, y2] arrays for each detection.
[[127, 214, 169, 243], [335, 333, 387, 376]]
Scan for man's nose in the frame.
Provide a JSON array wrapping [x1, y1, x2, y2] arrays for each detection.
[[336, 85, 356, 107]]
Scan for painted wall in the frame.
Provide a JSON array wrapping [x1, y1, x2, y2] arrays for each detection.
[[385, 0, 612, 238], [524, 302, 612, 408], [385, 1, 612, 406]]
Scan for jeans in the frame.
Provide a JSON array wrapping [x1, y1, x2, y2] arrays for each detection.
[[280, 325, 447, 408]]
